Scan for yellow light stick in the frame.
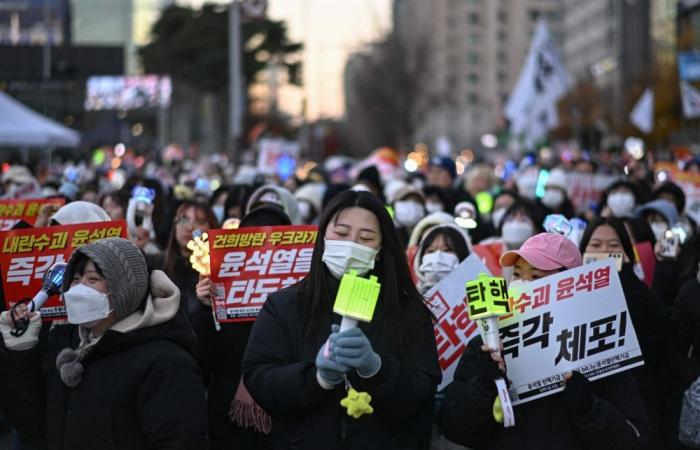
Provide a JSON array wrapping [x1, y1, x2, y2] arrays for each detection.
[[186, 230, 219, 331], [333, 270, 381, 331], [465, 272, 515, 428], [332, 270, 381, 419], [186, 230, 210, 277]]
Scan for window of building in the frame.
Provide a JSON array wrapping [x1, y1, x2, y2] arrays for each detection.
[[498, 9, 507, 23], [467, 73, 479, 83], [468, 93, 480, 105], [468, 53, 480, 64], [468, 12, 480, 25], [468, 33, 480, 45]]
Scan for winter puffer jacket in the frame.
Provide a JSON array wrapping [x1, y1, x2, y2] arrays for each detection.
[[242, 275, 442, 450], [0, 270, 209, 450], [436, 339, 654, 450]]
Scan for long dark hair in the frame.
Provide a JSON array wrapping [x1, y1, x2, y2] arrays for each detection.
[[498, 199, 544, 235], [298, 190, 428, 351], [163, 200, 218, 278], [420, 226, 470, 262], [579, 217, 635, 265]]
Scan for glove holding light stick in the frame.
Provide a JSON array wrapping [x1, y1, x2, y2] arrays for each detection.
[[326, 270, 381, 419], [11, 262, 66, 337], [187, 229, 221, 331], [466, 273, 516, 428]]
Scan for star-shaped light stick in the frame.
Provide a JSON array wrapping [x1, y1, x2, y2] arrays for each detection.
[[187, 229, 210, 277], [340, 388, 374, 419]]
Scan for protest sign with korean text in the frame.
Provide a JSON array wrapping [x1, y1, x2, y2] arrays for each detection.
[[566, 172, 618, 213], [0, 220, 126, 319], [499, 259, 643, 405], [209, 225, 317, 323], [0, 198, 66, 230], [423, 253, 490, 390]]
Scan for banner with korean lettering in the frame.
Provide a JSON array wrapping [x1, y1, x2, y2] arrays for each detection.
[[424, 253, 490, 390], [566, 172, 618, 213], [500, 259, 643, 405], [209, 225, 317, 323], [0, 221, 126, 319], [0, 198, 66, 230]]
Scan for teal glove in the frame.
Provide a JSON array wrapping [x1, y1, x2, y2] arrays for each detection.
[[332, 327, 381, 378], [315, 324, 349, 387]]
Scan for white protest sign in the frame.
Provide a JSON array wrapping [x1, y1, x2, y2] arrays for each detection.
[[424, 253, 490, 390], [500, 259, 643, 405]]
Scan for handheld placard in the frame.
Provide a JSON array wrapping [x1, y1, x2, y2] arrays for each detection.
[[186, 230, 220, 331], [331, 270, 381, 419], [465, 273, 515, 427], [333, 270, 381, 332]]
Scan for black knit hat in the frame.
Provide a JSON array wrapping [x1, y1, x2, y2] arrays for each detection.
[[62, 238, 149, 320]]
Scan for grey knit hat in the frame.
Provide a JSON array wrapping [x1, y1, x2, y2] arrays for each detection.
[[62, 237, 149, 320]]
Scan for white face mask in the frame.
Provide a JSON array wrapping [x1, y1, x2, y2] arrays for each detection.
[[322, 239, 379, 279], [541, 189, 565, 209], [502, 220, 534, 247], [213, 205, 225, 223], [64, 284, 112, 328], [394, 201, 424, 227], [419, 251, 459, 285], [607, 192, 635, 217], [491, 207, 507, 229], [650, 221, 668, 242], [426, 202, 443, 214]]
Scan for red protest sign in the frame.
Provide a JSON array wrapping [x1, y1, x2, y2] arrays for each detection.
[[634, 241, 656, 289], [209, 225, 318, 323], [472, 242, 504, 276], [0, 221, 127, 320], [0, 198, 66, 230]]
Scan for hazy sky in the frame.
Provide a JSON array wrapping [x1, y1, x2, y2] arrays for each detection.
[[179, 0, 392, 119]]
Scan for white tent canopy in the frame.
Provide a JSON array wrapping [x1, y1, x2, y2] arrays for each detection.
[[0, 91, 80, 148]]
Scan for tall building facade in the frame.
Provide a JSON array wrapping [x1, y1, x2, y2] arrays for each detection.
[[392, 0, 562, 150], [71, 0, 165, 74], [561, 0, 651, 128]]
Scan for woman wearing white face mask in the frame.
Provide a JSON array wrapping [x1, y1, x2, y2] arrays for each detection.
[[242, 190, 441, 450], [601, 181, 639, 219], [0, 238, 208, 450], [538, 169, 575, 219], [392, 186, 427, 249], [414, 225, 471, 294]]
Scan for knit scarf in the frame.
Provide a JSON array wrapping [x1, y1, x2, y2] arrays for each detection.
[[229, 378, 271, 434]]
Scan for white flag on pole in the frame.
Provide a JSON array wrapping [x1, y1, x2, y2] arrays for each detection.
[[630, 88, 654, 134], [681, 80, 700, 119], [505, 20, 570, 145]]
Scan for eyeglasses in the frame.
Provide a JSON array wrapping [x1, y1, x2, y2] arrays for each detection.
[[175, 216, 209, 228]]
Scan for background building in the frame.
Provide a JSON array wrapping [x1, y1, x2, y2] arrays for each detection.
[[388, 0, 562, 151]]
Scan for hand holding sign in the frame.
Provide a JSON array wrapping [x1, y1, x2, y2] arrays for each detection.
[[466, 273, 515, 428]]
